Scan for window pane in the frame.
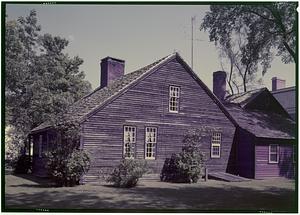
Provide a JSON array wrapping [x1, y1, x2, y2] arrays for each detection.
[[145, 127, 157, 158], [124, 126, 136, 158], [270, 154, 278, 162], [169, 86, 180, 112], [212, 146, 220, 155], [270, 145, 278, 153]]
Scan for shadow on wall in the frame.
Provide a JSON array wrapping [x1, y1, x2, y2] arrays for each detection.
[[279, 150, 295, 179]]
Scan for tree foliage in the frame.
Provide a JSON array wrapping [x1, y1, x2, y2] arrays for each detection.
[[201, 3, 297, 92], [5, 10, 92, 152], [201, 3, 297, 63]]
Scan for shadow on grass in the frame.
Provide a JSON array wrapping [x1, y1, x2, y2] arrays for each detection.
[[5, 181, 296, 212], [9, 173, 54, 188]]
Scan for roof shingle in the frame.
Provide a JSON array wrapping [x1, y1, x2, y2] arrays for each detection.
[[31, 53, 174, 132]]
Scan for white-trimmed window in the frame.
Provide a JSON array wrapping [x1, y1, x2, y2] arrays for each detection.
[[169, 86, 180, 113], [269, 144, 279, 163], [145, 127, 157, 159], [123, 126, 136, 159], [38, 135, 43, 158], [211, 132, 221, 158]]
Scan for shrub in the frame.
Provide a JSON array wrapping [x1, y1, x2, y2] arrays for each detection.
[[14, 154, 32, 174], [5, 125, 25, 169], [161, 131, 205, 183], [107, 159, 148, 188], [47, 147, 90, 187]]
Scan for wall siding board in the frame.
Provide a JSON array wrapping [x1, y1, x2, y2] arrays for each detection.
[[81, 58, 236, 183], [255, 143, 294, 179]]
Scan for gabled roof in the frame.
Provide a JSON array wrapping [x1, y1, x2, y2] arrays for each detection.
[[31, 53, 174, 132], [224, 88, 266, 108], [32, 52, 239, 133], [225, 104, 295, 140]]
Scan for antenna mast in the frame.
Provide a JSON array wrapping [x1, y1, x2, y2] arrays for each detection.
[[191, 16, 195, 69]]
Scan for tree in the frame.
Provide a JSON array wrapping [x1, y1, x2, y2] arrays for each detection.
[[5, 10, 92, 161], [200, 3, 297, 92], [218, 30, 265, 93]]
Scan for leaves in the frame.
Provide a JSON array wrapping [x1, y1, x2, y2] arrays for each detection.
[[201, 3, 297, 93], [107, 159, 148, 188], [5, 10, 92, 139], [161, 131, 206, 183], [47, 144, 90, 187], [201, 3, 297, 63]]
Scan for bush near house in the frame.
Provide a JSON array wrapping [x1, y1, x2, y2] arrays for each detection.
[[47, 147, 90, 187], [161, 131, 205, 183], [107, 159, 148, 188], [14, 155, 32, 174]]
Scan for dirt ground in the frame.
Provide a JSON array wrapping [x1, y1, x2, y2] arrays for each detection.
[[4, 173, 296, 212]]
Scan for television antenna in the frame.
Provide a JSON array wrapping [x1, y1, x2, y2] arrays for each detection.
[[191, 16, 196, 69]]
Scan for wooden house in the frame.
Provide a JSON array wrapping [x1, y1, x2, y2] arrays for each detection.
[[30, 53, 295, 182]]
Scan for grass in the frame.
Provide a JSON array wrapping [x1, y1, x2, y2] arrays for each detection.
[[4, 173, 297, 212]]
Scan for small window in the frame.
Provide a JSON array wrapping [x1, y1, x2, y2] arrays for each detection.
[[123, 126, 136, 159], [169, 86, 180, 113], [211, 132, 221, 158], [145, 127, 157, 159], [269, 145, 279, 163], [38, 135, 42, 158]]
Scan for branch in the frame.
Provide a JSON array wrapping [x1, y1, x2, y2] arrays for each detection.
[[244, 8, 276, 22], [283, 41, 296, 63]]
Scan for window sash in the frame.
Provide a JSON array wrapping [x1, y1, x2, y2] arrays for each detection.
[[169, 86, 180, 113], [211, 133, 221, 158], [123, 126, 136, 159], [269, 145, 279, 163], [211, 144, 220, 158], [145, 127, 157, 159]]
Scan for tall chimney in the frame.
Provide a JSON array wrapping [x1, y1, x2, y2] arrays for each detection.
[[100, 57, 125, 88], [272, 77, 286, 91], [213, 71, 227, 101]]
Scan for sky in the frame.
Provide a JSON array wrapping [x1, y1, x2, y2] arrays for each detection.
[[5, 3, 296, 91]]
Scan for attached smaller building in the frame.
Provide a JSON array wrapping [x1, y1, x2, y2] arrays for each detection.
[[223, 87, 295, 179]]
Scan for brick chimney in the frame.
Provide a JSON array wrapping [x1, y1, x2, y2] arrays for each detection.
[[213, 71, 227, 101], [100, 57, 125, 88], [272, 77, 286, 91]]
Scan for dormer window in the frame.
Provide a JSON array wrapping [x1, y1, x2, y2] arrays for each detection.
[[169, 86, 180, 113]]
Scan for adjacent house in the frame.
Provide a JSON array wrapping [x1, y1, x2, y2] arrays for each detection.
[[271, 77, 296, 120], [30, 53, 295, 183]]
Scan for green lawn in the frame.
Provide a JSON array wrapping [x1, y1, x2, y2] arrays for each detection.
[[4, 173, 297, 212]]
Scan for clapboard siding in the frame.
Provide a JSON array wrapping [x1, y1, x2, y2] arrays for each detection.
[[255, 143, 294, 179], [81, 58, 236, 183]]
